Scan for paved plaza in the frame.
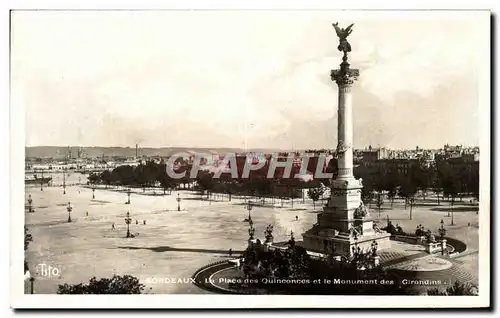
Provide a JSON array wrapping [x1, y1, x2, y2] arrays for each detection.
[[25, 175, 479, 294]]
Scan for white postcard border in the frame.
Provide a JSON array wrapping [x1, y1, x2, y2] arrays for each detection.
[[7, 3, 492, 310]]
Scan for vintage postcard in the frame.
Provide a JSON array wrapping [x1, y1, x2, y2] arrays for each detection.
[[10, 9, 491, 309]]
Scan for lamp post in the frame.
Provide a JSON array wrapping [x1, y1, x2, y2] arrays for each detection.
[[78, 176, 81, 185], [92, 186, 95, 199], [351, 237, 361, 265], [125, 210, 132, 238], [27, 194, 33, 213], [439, 219, 445, 236], [438, 219, 447, 255], [246, 200, 253, 226], [451, 209, 455, 225], [67, 201, 72, 222], [29, 277, 35, 294], [63, 170, 66, 195], [127, 188, 131, 204], [371, 240, 378, 257], [248, 225, 255, 240], [176, 193, 182, 211], [40, 171, 44, 191]]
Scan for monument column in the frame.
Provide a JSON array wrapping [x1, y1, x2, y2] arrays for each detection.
[[333, 60, 358, 180], [302, 22, 391, 256]]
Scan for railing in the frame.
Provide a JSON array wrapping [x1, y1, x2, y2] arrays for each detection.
[[191, 260, 244, 294], [191, 259, 231, 279]]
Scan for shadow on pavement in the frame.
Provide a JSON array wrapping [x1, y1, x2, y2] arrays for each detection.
[[430, 206, 479, 212], [117, 245, 244, 255]]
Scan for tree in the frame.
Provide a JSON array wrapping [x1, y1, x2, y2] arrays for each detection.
[[307, 187, 325, 210], [255, 177, 273, 203], [158, 172, 175, 195], [196, 171, 214, 200], [387, 187, 397, 209], [399, 178, 418, 220], [57, 275, 146, 294], [88, 173, 100, 184], [24, 226, 33, 251], [24, 226, 33, 273], [361, 182, 375, 208], [442, 174, 461, 207], [468, 168, 480, 202], [101, 170, 112, 188], [426, 281, 477, 296], [433, 178, 443, 206], [471, 178, 479, 202], [384, 173, 398, 209], [410, 160, 432, 200], [375, 192, 384, 217]]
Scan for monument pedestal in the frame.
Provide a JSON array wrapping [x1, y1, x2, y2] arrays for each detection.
[[302, 178, 391, 256]]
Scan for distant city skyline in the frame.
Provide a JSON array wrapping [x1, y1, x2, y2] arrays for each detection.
[[12, 11, 488, 149], [25, 143, 480, 153]]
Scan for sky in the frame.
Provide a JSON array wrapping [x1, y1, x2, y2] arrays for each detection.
[[11, 10, 489, 149]]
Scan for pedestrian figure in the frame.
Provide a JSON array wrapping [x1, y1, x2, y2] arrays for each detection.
[[229, 248, 233, 257], [143, 220, 146, 225], [136, 220, 138, 225], [111, 223, 115, 230], [85, 211, 88, 217], [468, 222, 471, 227], [296, 215, 298, 221]]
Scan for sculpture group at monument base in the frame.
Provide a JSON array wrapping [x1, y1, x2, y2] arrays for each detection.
[[302, 231, 392, 256]]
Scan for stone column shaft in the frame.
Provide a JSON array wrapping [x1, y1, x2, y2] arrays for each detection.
[[337, 84, 354, 179], [331, 63, 358, 181]]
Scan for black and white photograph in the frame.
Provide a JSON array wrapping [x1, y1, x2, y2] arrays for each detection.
[[9, 8, 491, 309]]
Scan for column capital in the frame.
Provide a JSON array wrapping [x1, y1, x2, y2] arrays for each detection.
[[331, 61, 359, 86]]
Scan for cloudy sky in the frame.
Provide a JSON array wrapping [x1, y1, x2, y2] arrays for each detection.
[[12, 10, 488, 149]]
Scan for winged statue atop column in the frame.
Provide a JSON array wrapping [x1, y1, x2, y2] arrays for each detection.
[[332, 22, 354, 54]]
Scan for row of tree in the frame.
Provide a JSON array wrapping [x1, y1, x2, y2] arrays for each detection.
[[358, 159, 479, 204], [356, 159, 479, 219], [87, 157, 479, 214], [88, 160, 326, 203]]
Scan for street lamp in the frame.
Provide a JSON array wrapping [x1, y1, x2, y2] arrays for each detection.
[[245, 201, 253, 225], [92, 186, 95, 199], [125, 210, 132, 238], [371, 240, 378, 257], [248, 225, 255, 240], [438, 219, 446, 239], [27, 194, 33, 213], [451, 209, 455, 226], [40, 171, 44, 191], [63, 170, 66, 195], [127, 188, 131, 204], [351, 238, 361, 264], [438, 219, 447, 255], [67, 201, 72, 222], [438, 219, 447, 239], [29, 277, 35, 294], [176, 193, 182, 211]]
